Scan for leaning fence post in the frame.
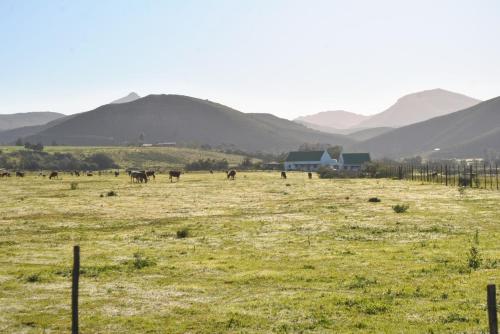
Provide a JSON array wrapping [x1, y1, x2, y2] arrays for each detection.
[[72, 245, 80, 334], [488, 284, 498, 334]]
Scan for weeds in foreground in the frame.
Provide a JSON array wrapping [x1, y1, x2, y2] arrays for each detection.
[[392, 204, 409, 213], [176, 227, 190, 239]]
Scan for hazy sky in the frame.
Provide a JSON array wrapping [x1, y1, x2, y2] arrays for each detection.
[[1, 0, 499, 119]]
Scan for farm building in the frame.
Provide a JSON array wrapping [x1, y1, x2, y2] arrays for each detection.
[[284, 150, 338, 171], [339, 153, 371, 171]]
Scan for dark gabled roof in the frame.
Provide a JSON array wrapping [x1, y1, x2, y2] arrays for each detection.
[[285, 150, 325, 162], [341, 153, 371, 165]]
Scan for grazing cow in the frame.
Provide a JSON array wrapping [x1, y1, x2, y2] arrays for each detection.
[[114, 171, 120, 177], [74, 171, 80, 176], [209, 170, 214, 174], [281, 171, 287, 179], [308, 172, 312, 179], [131, 171, 148, 183], [169, 170, 181, 182], [87, 172, 93, 177], [49, 171, 58, 179], [227, 170, 236, 180], [16, 171, 25, 177], [0, 171, 11, 177], [146, 170, 155, 180]]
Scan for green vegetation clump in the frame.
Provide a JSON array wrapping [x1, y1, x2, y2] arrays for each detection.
[[25, 273, 42, 283], [128, 253, 155, 270], [392, 204, 409, 213], [106, 190, 117, 197], [185, 158, 229, 171], [176, 227, 190, 239]]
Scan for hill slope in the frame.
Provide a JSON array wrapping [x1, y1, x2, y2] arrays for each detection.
[[0, 112, 65, 131], [295, 110, 369, 130], [25, 94, 353, 152], [349, 96, 500, 158], [356, 89, 481, 128]]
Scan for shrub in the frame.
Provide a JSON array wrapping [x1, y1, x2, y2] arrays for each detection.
[[25, 273, 41, 283], [392, 204, 409, 213], [70, 182, 78, 190], [131, 252, 155, 269], [176, 227, 189, 239], [368, 197, 381, 202], [467, 246, 481, 270], [106, 191, 117, 197]]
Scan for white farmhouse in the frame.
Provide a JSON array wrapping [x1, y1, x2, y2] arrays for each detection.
[[284, 150, 338, 171]]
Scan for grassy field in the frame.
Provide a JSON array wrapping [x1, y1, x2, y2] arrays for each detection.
[[0, 172, 499, 333], [0, 146, 246, 169]]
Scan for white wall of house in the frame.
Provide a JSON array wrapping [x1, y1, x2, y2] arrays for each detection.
[[285, 151, 339, 171]]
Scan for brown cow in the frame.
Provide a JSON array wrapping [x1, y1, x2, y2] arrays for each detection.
[[227, 170, 236, 180], [0, 171, 11, 177], [146, 170, 155, 180], [49, 171, 58, 179], [114, 171, 120, 177], [308, 172, 312, 179], [169, 170, 181, 182], [16, 171, 25, 177], [281, 171, 287, 179]]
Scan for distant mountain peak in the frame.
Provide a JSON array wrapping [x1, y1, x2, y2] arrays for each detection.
[[110, 92, 141, 104], [295, 110, 369, 130], [356, 89, 481, 128]]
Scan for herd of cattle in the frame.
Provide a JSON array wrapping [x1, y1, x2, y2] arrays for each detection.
[[0, 169, 313, 181], [0, 168, 250, 182]]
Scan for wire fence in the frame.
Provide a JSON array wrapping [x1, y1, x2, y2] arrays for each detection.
[[377, 162, 499, 190]]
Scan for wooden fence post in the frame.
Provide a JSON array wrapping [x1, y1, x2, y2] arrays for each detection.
[[72, 245, 80, 334], [470, 165, 473, 188], [487, 284, 498, 334], [496, 164, 498, 191], [445, 165, 448, 186], [484, 164, 487, 190]]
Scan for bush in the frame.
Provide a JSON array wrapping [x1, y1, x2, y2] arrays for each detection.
[[70, 182, 78, 190], [392, 204, 409, 213], [25, 273, 42, 283], [85, 153, 118, 170], [185, 158, 229, 171], [317, 166, 359, 179], [176, 228, 189, 239], [368, 197, 381, 202], [106, 191, 117, 197], [467, 246, 481, 270], [131, 252, 155, 269]]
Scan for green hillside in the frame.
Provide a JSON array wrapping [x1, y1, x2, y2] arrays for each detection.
[[24, 95, 353, 152]]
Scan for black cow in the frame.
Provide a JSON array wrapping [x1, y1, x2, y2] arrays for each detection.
[[308, 172, 312, 179], [16, 171, 25, 177], [146, 170, 155, 180], [114, 171, 120, 177], [227, 170, 236, 180], [131, 171, 148, 183], [169, 170, 181, 182], [281, 171, 287, 179], [49, 171, 58, 179]]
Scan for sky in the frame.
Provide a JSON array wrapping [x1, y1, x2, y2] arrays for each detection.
[[1, 0, 499, 119]]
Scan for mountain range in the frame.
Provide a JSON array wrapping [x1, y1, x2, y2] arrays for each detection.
[[348, 96, 500, 158], [1, 90, 498, 159], [21, 94, 354, 152], [0, 112, 65, 131], [296, 89, 481, 136]]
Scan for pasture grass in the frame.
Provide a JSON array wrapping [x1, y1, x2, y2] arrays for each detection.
[[0, 171, 499, 333]]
